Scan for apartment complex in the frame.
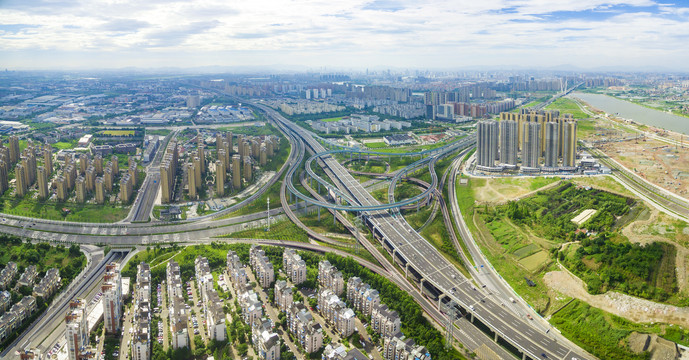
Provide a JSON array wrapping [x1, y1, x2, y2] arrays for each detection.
[[249, 245, 274, 288], [476, 109, 578, 172], [132, 263, 151, 360], [102, 263, 122, 334], [287, 302, 324, 354], [166, 260, 188, 349], [317, 289, 356, 338], [318, 260, 344, 296], [282, 249, 307, 285]]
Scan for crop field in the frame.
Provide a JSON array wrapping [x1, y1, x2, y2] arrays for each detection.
[[512, 243, 540, 258], [518, 250, 549, 272]]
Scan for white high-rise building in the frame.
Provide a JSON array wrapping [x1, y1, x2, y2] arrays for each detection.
[[102, 263, 122, 334], [65, 299, 89, 360]]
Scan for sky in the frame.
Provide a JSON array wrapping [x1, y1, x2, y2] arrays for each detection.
[[1, 0, 689, 71]]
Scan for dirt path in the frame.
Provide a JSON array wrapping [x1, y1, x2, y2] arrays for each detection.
[[622, 209, 689, 293], [476, 181, 511, 203], [544, 270, 689, 327]]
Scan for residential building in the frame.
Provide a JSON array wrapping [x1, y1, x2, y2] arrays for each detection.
[[274, 280, 293, 312], [37, 166, 49, 200], [227, 250, 247, 289], [133, 263, 151, 360], [499, 120, 518, 166], [282, 249, 307, 285], [232, 154, 241, 189], [238, 290, 263, 325], [323, 343, 368, 360], [33, 268, 60, 298], [102, 263, 122, 334], [249, 245, 274, 288], [16, 265, 37, 288], [252, 318, 280, 360], [563, 121, 577, 167], [383, 335, 432, 360], [317, 289, 356, 338], [544, 122, 559, 168], [371, 304, 401, 338], [0, 262, 18, 290], [65, 299, 89, 360], [346, 277, 380, 317], [522, 122, 541, 169], [477, 120, 499, 168], [287, 303, 323, 354], [318, 260, 344, 296], [206, 289, 226, 341]]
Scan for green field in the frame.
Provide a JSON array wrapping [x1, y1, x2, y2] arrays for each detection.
[[99, 130, 135, 136], [518, 250, 549, 271], [320, 116, 344, 122], [551, 300, 653, 360], [365, 142, 387, 148], [145, 129, 172, 136], [545, 98, 589, 119], [0, 194, 130, 222], [220, 219, 309, 241], [53, 140, 77, 150]]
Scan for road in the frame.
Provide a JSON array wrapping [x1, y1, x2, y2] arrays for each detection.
[[125, 131, 174, 223], [2, 249, 128, 358], [260, 103, 593, 360]]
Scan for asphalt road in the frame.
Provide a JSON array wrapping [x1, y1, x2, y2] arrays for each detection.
[[263, 105, 592, 360], [2, 250, 127, 357]]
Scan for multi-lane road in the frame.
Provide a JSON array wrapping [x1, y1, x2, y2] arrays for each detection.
[[260, 103, 593, 360]]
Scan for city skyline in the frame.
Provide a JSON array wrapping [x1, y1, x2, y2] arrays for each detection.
[[2, 0, 689, 71]]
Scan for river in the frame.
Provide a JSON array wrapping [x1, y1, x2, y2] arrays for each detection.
[[571, 92, 689, 135]]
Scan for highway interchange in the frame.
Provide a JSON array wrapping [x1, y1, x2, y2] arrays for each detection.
[[5, 94, 687, 360]]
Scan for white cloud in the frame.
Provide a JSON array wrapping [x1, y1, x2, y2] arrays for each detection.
[[0, 0, 688, 70]]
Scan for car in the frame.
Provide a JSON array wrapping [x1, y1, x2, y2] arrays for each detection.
[[527, 314, 533, 320]]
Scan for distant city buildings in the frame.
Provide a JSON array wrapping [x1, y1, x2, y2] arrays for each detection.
[[308, 114, 411, 134]]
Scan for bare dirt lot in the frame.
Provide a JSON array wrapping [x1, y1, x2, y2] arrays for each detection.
[[600, 137, 689, 197]]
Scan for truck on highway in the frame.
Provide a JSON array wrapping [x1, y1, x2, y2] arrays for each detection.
[[509, 297, 515, 303]]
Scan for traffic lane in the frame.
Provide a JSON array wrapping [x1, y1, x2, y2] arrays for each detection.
[[370, 210, 581, 360]]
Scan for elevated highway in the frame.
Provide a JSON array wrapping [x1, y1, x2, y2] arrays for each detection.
[[259, 103, 593, 360]]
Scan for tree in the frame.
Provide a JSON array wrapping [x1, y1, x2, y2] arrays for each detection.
[[69, 244, 81, 257]]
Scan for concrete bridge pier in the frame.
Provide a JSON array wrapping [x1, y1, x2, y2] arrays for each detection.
[[419, 278, 425, 292], [437, 294, 446, 310], [317, 206, 321, 221]]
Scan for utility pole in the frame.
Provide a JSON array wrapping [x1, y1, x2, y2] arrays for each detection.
[[353, 213, 363, 254]]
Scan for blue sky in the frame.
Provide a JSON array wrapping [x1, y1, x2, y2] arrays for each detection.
[[1, 0, 688, 71]]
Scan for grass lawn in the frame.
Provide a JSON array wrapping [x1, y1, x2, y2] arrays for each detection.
[[53, 140, 77, 150], [0, 193, 130, 222], [320, 116, 343, 122], [145, 129, 172, 136], [99, 130, 135, 136], [365, 142, 387, 148], [545, 98, 589, 119]]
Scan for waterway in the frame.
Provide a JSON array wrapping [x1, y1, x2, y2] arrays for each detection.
[[571, 92, 689, 135]]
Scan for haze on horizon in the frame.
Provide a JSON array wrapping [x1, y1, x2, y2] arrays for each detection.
[[1, 0, 689, 72]]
